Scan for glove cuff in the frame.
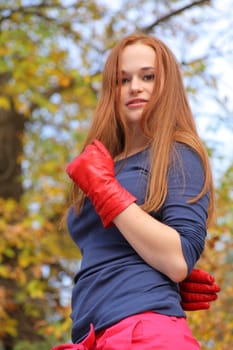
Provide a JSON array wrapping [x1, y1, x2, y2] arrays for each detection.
[[94, 180, 137, 228]]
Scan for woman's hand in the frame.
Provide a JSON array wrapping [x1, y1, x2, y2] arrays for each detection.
[[66, 139, 136, 228], [179, 268, 220, 311]]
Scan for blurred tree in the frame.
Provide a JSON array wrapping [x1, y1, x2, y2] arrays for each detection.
[[188, 162, 233, 349], [0, 0, 232, 349], [0, 1, 101, 349]]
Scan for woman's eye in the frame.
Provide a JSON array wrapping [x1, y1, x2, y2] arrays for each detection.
[[143, 74, 155, 81], [122, 77, 130, 84]]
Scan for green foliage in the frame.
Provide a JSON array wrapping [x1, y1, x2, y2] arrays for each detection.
[[14, 339, 55, 350]]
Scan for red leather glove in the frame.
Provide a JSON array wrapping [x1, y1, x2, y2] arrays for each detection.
[[66, 140, 136, 228], [179, 268, 220, 311]]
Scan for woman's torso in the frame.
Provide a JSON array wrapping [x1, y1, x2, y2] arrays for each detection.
[[67, 144, 208, 343]]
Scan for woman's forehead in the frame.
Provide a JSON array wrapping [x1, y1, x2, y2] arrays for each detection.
[[120, 43, 156, 72]]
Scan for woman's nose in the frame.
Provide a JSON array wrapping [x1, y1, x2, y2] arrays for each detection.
[[130, 77, 142, 93]]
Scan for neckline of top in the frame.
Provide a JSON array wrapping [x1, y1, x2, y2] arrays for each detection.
[[114, 147, 150, 163]]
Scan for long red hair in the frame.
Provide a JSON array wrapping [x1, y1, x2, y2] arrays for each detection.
[[69, 33, 214, 226]]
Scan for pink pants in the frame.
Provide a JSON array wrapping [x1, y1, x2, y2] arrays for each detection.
[[51, 312, 201, 350]]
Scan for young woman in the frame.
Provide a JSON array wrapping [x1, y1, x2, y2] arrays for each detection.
[[52, 33, 220, 350]]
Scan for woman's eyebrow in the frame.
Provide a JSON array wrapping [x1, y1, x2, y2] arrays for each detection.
[[141, 67, 155, 71], [121, 67, 155, 73]]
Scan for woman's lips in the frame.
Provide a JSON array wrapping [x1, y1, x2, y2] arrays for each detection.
[[126, 98, 147, 108]]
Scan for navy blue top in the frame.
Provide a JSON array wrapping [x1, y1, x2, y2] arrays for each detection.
[[67, 143, 209, 343]]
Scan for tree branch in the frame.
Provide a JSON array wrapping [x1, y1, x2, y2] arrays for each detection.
[[0, 3, 72, 25], [141, 0, 211, 33]]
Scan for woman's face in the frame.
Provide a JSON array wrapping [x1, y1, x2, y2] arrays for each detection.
[[119, 43, 156, 131]]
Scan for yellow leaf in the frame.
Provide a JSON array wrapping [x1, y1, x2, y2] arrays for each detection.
[[0, 96, 10, 110], [26, 280, 46, 298], [0, 265, 10, 278]]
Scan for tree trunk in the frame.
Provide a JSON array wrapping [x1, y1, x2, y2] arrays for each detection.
[[2, 335, 15, 350], [0, 106, 24, 350], [0, 107, 24, 201]]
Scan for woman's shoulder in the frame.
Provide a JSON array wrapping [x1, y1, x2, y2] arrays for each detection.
[[172, 142, 202, 163], [169, 142, 204, 179]]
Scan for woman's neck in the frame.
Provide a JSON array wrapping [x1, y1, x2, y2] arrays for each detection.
[[115, 135, 150, 161]]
